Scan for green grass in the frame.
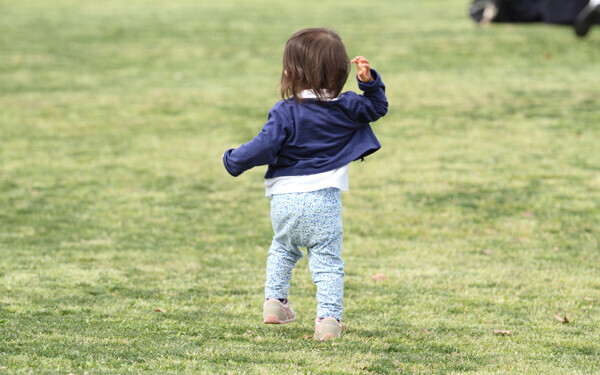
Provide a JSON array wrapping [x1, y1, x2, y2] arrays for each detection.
[[1, 0, 599, 373]]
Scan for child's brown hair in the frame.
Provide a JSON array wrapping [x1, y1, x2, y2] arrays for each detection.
[[280, 28, 351, 102]]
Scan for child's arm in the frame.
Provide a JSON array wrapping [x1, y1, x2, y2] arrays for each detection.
[[222, 108, 286, 177], [349, 56, 388, 122]]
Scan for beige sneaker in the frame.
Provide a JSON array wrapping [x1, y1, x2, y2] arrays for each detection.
[[263, 299, 296, 324], [314, 317, 342, 341]]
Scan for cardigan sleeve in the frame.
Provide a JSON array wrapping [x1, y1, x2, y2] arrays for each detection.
[[222, 106, 288, 177], [350, 69, 389, 123]]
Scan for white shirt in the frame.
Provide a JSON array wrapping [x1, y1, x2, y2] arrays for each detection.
[[265, 165, 349, 197]]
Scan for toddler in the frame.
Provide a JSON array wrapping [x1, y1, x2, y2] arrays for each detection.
[[222, 27, 388, 340]]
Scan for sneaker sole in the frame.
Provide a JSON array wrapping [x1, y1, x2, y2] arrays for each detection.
[[317, 333, 338, 341], [264, 315, 295, 324]]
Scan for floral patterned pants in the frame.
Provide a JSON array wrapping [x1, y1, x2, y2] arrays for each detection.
[[265, 188, 344, 320]]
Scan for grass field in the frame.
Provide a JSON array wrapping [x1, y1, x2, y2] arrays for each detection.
[[1, 0, 599, 373]]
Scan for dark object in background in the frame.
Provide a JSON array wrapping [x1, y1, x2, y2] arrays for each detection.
[[469, 0, 501, 26], [575, 2, 600, 36], [469, 0, 600, 36]]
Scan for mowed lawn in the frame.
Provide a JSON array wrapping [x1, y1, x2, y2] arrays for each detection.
[[1, 0, 599, 373]]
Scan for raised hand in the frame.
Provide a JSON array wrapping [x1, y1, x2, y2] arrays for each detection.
[[351, 56, 374, 83]]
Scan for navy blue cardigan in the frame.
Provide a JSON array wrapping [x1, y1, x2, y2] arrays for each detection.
[[223, 69, 388, 178]]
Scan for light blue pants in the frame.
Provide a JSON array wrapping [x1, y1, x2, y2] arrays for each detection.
[[265, 188, 344, 321]]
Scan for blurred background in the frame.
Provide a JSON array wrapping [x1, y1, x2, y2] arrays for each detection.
[[1, 0, 599, 373]]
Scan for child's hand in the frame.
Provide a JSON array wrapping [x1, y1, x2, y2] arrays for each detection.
[[351, 56, 374, 83]]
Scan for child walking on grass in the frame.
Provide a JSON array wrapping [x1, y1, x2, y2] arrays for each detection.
[[222, 27, 388, 340]]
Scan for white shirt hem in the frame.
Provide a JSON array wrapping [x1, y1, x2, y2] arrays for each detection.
[[264, 164, 349, 197]]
